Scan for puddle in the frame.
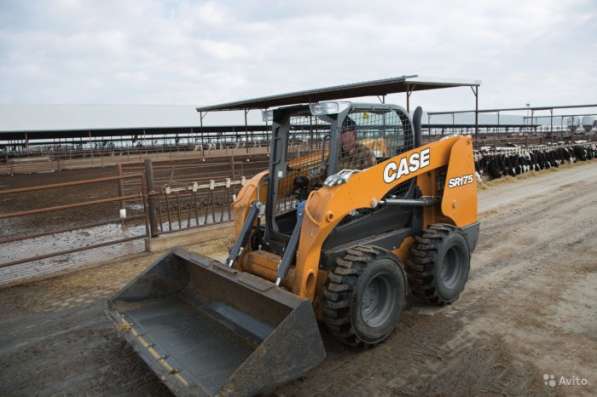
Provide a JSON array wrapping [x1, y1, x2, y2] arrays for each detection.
[[0, 223, 146, 286]]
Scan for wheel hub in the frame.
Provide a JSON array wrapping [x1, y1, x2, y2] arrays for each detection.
[[440, 247, 462, 289], [360, 274, 395, 328]]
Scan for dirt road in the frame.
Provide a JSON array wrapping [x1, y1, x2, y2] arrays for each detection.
[[1, 162, 596, 396]]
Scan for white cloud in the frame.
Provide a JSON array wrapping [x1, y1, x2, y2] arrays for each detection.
[[0, 0, 595, 124], [199, 39, 249, 60], [196, 2, 229, 25]]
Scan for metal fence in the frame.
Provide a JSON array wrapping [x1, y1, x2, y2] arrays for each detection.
[[0, 144, 270, 177], [0, 153, 266, 272], [0, 173, 150, 269], [0, 153, 269, 262], [156, 178, 246, 233], [117, 155, 268, 234]]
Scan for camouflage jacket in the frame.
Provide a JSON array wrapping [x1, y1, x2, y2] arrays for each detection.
[[338, 143, 377, 170]]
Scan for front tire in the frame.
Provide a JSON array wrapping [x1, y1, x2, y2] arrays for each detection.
[[407, 224, 470, 305], [322, 246, 407, 347]]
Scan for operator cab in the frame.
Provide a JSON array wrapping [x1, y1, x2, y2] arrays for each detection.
[[258, 101, 417, 255]]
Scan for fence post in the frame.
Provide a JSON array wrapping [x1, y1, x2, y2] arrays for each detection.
[[144, 159, 159, 238], [116, 163, 126, 227], [230, 152, 236, 179]]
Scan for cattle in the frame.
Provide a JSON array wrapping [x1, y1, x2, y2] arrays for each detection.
[[475, 143, 597, 181]]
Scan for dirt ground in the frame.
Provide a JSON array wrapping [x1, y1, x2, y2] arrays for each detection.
[[1, 161, 596, 396]]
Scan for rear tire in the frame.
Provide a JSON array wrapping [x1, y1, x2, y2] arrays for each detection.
[[407, 224, 470, 305], [322, 246, 407, 347]]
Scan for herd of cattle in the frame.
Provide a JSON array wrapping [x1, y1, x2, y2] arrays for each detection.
[[474, 143, 597, 180]]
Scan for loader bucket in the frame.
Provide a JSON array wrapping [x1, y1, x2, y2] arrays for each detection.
[[106, 247, 325, 397]]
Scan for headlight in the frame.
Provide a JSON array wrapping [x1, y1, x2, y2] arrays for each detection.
[[309, 101, 350, 116], [323, 169, 359, 187]]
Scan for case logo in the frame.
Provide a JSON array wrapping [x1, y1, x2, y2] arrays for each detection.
[[383, 148, 430, 183], [448, 174, 474, 188]]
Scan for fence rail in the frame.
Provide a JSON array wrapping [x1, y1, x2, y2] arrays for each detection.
[[0, 145, 270, 176], [0, 173, 150, 269]]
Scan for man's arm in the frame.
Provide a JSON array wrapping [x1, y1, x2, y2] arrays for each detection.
[[367, 150, 377, 168], [359, 145, 377, 169]]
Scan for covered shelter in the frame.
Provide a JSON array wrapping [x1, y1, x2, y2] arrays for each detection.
[[428, 103, 597, 133], [196, 75, 482, 133]]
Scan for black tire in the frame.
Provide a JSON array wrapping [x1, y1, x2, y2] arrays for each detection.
[[321, 246, 407, 347], [407, 224, 470, 305]]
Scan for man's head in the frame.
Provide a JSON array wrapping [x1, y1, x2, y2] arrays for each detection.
[[341, 117, 357, 152]]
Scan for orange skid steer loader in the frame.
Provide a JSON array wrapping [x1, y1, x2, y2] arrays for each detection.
[[107, 101, 479, 396]]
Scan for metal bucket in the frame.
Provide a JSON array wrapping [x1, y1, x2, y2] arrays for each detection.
[[106, 248, 325, 397]]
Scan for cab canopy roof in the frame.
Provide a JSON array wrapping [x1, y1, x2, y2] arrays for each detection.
[[196, 75, 481, 112]]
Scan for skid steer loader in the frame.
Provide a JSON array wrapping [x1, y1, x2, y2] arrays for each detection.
[[107, 101, 479, 396]]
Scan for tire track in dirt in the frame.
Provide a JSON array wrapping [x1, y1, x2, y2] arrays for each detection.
[[408, 173, 597, 396], [279, 166, 597, 396]]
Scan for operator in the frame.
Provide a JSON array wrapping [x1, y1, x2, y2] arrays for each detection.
[[338, 117, 377, 170]]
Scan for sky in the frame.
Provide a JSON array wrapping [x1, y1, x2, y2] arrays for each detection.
[[0, 0, 596, 125]]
